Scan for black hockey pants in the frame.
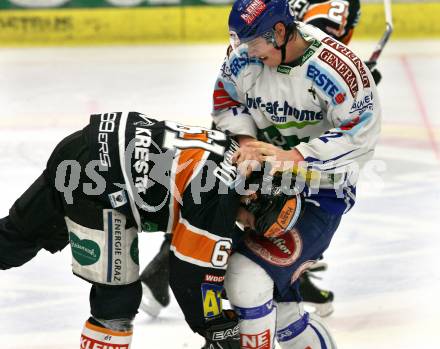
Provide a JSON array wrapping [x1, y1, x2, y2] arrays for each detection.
[[0, 127, 141, 321], [0, 129, 87, 269]]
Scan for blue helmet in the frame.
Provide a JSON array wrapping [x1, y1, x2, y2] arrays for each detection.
[[229, 0, 295, 44]]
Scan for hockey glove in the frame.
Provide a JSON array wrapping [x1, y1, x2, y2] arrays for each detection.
[[364, 60, 382, 85], [202, 310, 240, 349]]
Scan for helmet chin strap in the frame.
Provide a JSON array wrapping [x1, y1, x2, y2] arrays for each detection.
[[274, 23, 295, 64], [279, 45, 287, 64]]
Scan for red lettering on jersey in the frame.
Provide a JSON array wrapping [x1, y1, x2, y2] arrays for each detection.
[[205, 274, 225, 283], [241, 330, 271, 349], [318, 48, 358, 97], [322, 36, 370, 88]]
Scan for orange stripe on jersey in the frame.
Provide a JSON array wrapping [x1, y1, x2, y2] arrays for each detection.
[[183, 132, 209, 142], [171, 148, 206, 231], [302, 2, 333, 22], [171, 220, 217, 265]]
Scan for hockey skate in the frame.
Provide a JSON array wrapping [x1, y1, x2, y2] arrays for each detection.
[[139, 235, 171, 317], [299, 262, 334, 317]]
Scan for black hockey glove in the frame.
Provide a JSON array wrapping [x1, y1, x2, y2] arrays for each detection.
[[202, 310, 240, 349], [364, 60, 382, 85]]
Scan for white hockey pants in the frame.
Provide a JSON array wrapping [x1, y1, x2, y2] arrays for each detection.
[[224, 253, 336, 349]]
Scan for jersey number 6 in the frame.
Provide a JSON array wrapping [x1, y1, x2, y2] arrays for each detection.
[[211, 240, 232, 268]]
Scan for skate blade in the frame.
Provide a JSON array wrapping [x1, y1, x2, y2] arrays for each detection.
[[140, 283, 165, 318], [303, 301, 334, 317]]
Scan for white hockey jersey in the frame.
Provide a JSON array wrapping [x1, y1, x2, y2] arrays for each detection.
[[212, 23, 381, 214]]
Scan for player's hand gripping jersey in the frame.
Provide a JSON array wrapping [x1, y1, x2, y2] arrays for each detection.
[[290, 0, 360, 44], [212, 23, 381, 215]]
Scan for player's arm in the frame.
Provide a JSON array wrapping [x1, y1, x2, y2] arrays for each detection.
[[168, 170, 241, 347], [240, 63, 380, 180], [294, 65, 381, 178], [212, 49, 258, 139], [169, 251, 240, 348]]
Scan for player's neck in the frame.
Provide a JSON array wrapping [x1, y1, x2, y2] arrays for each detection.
[[284, 34, 310, 64]]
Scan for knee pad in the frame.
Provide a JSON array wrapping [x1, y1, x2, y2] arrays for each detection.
[[276, 302, 336, 349], [224, 253, 273, 307], [90, 281, 142, 321], [225, 253, 276, 349]]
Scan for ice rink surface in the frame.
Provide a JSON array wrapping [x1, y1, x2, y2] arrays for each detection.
[[0, 40, 439, 348]]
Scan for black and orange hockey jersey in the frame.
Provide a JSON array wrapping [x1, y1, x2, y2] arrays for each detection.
[[88, 111, 241, 334], [291, 0, 361, 44]]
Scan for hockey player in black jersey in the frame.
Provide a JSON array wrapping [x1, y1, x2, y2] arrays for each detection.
[[0, 111, 303, 349]]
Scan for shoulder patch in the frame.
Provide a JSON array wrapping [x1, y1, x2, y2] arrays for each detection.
[[318, 48, 358, 97], [322, 36, 370, 88]]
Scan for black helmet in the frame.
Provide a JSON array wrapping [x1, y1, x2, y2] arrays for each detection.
[[244, 170, 304, 237]]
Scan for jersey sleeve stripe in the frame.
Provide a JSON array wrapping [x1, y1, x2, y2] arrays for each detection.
[[168, 148, 207, 234], [171, 217, 227, 269], [302, 3, 333, 22], [213, 84, 240, 111]]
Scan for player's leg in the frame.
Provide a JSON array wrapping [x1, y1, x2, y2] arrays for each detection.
[[66, 205, 141, 348], [49, 126, 141, 348], [299, 261, 334, 317], [81, 281, 142, 348], [236, 201, 342, 347], [0, 130, 87, 269], [139, 233, 171, 317], [224, 253, 276, 349], [276, 302, 336, 348]]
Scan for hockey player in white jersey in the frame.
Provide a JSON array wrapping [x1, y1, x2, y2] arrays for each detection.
[[211, 0, 381, 348], [139, 0, 370, 321]]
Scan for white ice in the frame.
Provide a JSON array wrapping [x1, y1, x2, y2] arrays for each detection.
[[0, 40, 439, 349]]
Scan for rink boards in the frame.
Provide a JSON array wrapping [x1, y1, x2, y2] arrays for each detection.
[[0, 3, 440, 46]]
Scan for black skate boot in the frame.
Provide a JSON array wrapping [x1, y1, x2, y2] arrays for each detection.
[[139, 234, 171, 317], [299, 262, 334, 317]]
